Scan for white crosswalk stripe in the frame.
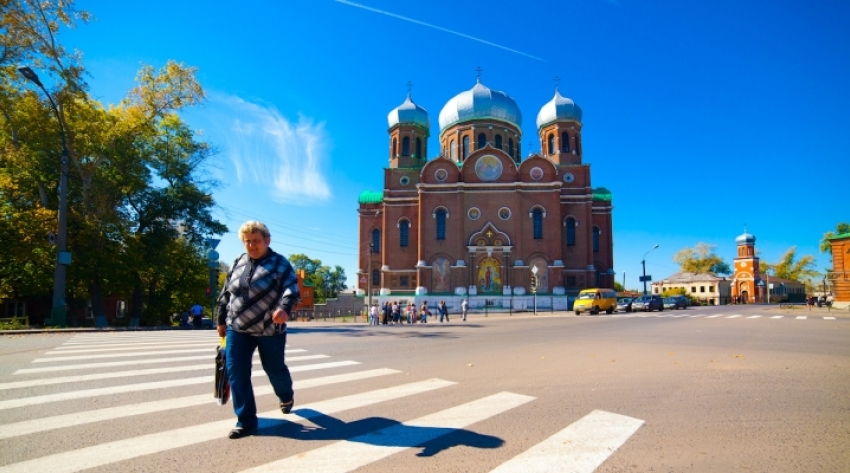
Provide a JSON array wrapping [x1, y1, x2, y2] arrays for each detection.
[[0, 332, 650, 472]]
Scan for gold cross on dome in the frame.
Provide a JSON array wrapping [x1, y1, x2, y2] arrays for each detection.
[[486, 230, 493, 238]]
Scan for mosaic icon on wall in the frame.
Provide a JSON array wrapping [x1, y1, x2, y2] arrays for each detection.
[[431, 257, 451, 293], [530, 166, 544, 181], [477, 257, 502, 294], [468, 207, 481, 220], [474, 155, 503, 182], [435, 168, 448, 182]]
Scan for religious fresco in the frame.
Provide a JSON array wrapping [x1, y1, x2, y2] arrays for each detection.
[[431, 257, 451, 293], [528, 257, 549, 293], [477, 257, 502, 294], [474, 155, 503, 181]]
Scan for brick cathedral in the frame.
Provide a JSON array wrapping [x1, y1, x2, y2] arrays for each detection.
[[357, 78, 614, 309]]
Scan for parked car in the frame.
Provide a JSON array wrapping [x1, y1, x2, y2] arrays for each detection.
[[632, 295, 664, 312], [200, 316, 215, 329], [615, 298, 633, 313], [663, 296, 688, 310]]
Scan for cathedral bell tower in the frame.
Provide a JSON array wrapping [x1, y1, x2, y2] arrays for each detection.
[[732, 228, 761, 303], [536, 85, 583, 165], [387, 89, 429, 169]]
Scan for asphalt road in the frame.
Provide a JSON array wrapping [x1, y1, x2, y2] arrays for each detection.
[[0, 304, 847, 472]]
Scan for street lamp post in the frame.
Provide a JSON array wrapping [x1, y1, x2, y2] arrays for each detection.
[[18, 67, 70, 327], [642, 244, 659, 296], [765, 269, 771, 304]]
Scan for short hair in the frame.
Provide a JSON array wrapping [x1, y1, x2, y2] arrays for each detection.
[[239, 221, 271, 239]]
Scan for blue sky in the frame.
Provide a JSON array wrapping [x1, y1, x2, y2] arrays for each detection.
[[61, 0, 849, 290]]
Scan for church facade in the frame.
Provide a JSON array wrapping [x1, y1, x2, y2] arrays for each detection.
[[357, 79, 614, 309]]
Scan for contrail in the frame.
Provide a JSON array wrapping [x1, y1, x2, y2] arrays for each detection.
[[335, 0, 545, 62]]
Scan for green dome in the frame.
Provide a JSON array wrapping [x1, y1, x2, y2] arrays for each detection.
[[358, 190, 383, 204]]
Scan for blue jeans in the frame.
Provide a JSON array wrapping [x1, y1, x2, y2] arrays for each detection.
[[225, 328, 293, 430]]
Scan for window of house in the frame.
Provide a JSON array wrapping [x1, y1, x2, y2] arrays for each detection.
[[576, 135, 581, 154], [400, 276, 409, 287], [566, 218, 576, 246], [547, 134, 554, 155], [462, 136, 469, 160], [372, 229, 381, 254], [709, 286, 715, 293], [533, 209, 543, 239], [450, 140, 457, 160], [561, 131, 570, 152], [691, 286, 696, 293], [399, 220, 409, 247], [495, 134, 502, 149], [700, 286, 705, 293], [415, 137, 422, 158], [477, 133, 486, 149], [402, 136, 410, 156], [592, 227, 600, 253], [654, 288, 659, 294], [392, 138, 397, 157], [566, 276, 576, 287], [372, 269, 380, 286], [436, 209, 446, 240]]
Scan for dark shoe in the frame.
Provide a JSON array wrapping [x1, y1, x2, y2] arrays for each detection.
[[280, 398, 294, 414], [228, 427, 255, 439]]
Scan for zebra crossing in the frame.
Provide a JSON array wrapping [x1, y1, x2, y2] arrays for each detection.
[[0, 331, 644, 472]]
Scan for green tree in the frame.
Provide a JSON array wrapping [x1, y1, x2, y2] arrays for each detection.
[[673, 243, 731, 275], [759, 247, 819, 285], [820, 222, 850, 260], [613, 281, 625, 292]]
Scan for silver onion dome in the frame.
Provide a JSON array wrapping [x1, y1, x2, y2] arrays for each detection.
[[387, 94, 429, 129], [735, 231, 756, 245], [438, 80, 522, 133], [536, 90, 582, 128]]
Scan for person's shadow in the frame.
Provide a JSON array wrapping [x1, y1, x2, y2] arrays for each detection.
[[252, 408, 504, 457]]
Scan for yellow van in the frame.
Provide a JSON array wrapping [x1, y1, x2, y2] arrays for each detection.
[[573, 288, 618, 315]]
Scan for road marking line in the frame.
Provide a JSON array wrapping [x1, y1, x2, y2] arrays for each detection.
[[771, 316, 783, 319], [0, 368, 400, 439], [747, 315, 761, 319], [33, 348, 220, 363], [44, 341, 257, 355], [706, 315, 723, 318], [689, 315, 703, 318], [0, 361, 359, 411], [489, 409, 644, 473], [796, 316, 807, 320], [61, 335, 220, 345], [16, 355, 213, 374], [239, 391, 536, 473], [726, 315, 741, 319], [825, 317, 836, 320], [0, 379, 456, 473]]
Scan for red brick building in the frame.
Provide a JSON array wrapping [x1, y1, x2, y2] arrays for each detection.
[[358, 80, 614, 310], [827, 232, 850, 309]]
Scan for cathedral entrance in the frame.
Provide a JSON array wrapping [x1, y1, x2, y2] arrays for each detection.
[[477, 257, 502, 294]]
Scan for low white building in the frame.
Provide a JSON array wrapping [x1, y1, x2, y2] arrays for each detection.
[[651, 272, 731, 305]]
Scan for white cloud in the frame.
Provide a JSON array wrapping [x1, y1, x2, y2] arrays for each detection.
[[206, 92, 332, 204]]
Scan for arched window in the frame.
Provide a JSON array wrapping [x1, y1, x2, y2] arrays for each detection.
[[462, 136, 470, 160], [477, 133, 487, 149], [450, 140, 457, 160], [399, 220, 409, 247], [566, 217, 576, 246], [402, 136, 410, 156], [576, 135, 582, 155], [533, 209, 543, 239], [495, 134, 502, 150], [372, 269, 380, 286], [547, 134, 555, 155], [508, 138, 515, 158], [415, 137, 422, 158], [592, 226, 600, 253], [436, 209, 447, 240], [392, 138, 397, 157], [561, 132, 570, 152], [372, 229, 381, 254]]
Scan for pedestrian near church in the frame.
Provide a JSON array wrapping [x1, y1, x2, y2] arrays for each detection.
[[461, 298, 468, 321], [369, 303, 379, 325], [438, 300, 449, 323], [190, 303, 204, 328], [216, 221, 300, 439]]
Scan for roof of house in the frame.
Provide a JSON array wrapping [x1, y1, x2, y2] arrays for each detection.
[[654, 272, 728, 284]]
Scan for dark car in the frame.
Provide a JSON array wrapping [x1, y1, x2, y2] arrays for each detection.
[[632, 295, 664, 312], [663, 296, 688, 310], [615, 298, 633, 313]]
